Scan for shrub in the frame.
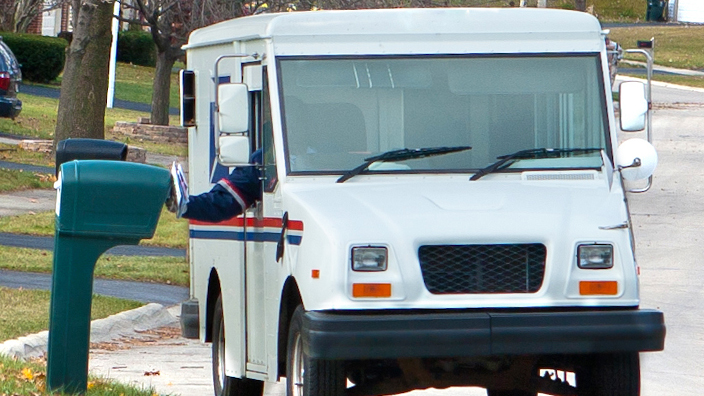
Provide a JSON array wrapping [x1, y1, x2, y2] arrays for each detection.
[[0, 32, 67, 83], [118, 30, 156, 67]]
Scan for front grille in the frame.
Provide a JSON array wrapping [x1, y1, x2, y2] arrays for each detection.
[[418, 244, 546, 294]]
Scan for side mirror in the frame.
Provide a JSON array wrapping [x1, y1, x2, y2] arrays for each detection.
[[619, 81, 648, 132], [180, 70, 195, 127], [616, 138, 657, 181], [217, 83, 249, 133], [218, 135, 250, 166]]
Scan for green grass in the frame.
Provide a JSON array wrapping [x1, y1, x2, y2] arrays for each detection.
[[0, 145, 54, 197], [0, 211, 54, 236], [591, 0, 644, 21], [609, 26, 704, 71], [41, 62, 181, 109], [621, 72, 704, 89], [0, 94, 59, 139], [0, 60, 185, 158], [0, 93, 184, 156], [109, 130, 187, 158], [0, 143, 55, 167], [0, 168, 54, 193], [0, 353, 156, 396], [0, 208, 188, 249], [481, 0, 645, 21], [114, 63, 180, 109], [0, 246, 188, 286], [0, 287, 143, 342]]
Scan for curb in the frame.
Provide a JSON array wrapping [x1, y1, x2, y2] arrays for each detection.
[[0, 303, 178, 360]]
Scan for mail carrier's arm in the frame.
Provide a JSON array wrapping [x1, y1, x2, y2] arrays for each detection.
[[183, 165, 261, 222], [167, 150, 262, 222]]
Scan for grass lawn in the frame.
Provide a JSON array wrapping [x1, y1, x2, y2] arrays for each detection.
[[0, 353, 156, 396], [0, 246, 188, 286], [621, 72, 704, 89], [0, 94, 185, 157], [608, 26, 704, 71], [0, 287, 142, 342], [0, 208, 188, 249], [41, 61, 180, 109], [114, 62, 180, 109], [0, 168, 54, 193], [0, 143, 55, 168], [0, 143, 56, 192]]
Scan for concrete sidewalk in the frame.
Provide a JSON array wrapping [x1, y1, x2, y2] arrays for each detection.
[[87, 324, 288, 396], [86, 306, 217, 396]]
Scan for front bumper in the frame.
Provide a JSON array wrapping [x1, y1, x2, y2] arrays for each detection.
[[302, 309, 665, 360]]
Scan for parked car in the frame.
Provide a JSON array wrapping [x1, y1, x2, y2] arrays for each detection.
[[0, 37, 22, 119]]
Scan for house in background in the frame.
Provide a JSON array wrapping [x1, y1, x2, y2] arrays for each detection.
[[30, 0, 137, 37], [40, 1, 71, 36]]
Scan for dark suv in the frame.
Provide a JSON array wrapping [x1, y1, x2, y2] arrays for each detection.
[[0, 37, 22, 119]]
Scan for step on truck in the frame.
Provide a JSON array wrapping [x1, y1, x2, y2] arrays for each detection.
[[178, 8, 665, 396]]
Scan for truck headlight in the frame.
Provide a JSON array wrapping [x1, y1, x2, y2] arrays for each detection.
[[578, 244, 613, 269], [351, 246, 388, 271]]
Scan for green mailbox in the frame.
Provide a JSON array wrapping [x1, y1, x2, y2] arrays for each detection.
[[47, 159, 171, 394]]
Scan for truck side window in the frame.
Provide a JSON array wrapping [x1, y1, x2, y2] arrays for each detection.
[[262, 69, 277, 192]]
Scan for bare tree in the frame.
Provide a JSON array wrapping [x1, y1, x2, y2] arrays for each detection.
[[294, 0, 437, 10], [13, 0, 43, 32], [1, 0, 69, 33], [54, 0, 114, 145], [123, 0, 262, 126], [0, 0, 15, 31]]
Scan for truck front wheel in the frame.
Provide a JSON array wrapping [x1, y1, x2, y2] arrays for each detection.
[[577, 353, 640, 396], [487, 390, 536, 396], [212, 295, 264, 396], [286, 306, 345, 396]]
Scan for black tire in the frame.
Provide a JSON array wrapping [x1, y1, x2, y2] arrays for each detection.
[[487, 389, 536, 396], [212, 295, 264, 396], [286, 305, 345, 396], [577, 353, 640, 396]]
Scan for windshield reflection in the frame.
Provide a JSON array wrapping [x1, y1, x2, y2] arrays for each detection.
[[279, 55, 608, 174]]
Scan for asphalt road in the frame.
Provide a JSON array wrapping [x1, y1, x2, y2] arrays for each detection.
[[19, 84, 180, 115], [0, 269, 188, 305], [0, 232, 185, 257]]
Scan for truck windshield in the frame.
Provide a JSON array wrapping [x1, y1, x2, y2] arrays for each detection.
[[278, 54, 608, 175]]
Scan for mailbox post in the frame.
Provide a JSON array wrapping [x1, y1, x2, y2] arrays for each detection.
[[47, 159, 171, 394]]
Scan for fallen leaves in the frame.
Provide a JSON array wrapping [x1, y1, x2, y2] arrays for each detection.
[[0, 364, 47, 396], [21, 367, 33, 381], [34, 173, 56, 183]]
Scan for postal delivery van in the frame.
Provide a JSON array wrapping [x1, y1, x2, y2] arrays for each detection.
[[178, 8, 665, 396]]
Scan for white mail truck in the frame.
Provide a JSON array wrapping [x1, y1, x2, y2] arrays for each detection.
[[178, 8, 665, 396]]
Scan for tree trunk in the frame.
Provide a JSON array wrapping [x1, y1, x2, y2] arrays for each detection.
[[150, 48, 178, 126], [54, 0, 114, 146], [1, 1, 16, 32], [575, 0, 587, 11]]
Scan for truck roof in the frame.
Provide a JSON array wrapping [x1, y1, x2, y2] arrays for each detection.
[[185, 8, 605, 55]]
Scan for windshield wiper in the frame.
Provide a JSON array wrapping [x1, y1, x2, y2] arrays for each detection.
[[469, 147, 602, 181], [337, 146, 472, 183]]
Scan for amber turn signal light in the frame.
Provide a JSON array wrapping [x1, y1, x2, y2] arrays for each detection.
[[579, 281, 618, 295], [352, 283, 391, 298]]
